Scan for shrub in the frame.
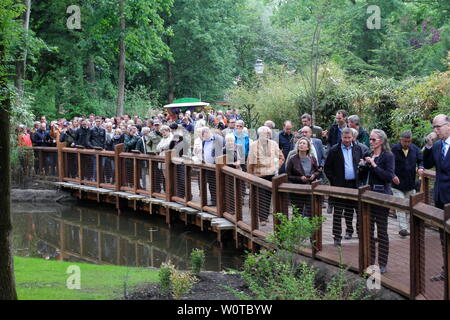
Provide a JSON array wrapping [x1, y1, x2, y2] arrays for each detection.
[[238, 207, 368, 300], [170, 270, 196, 300], [158, 262, 175, 295], [190, 249, 205, 275]]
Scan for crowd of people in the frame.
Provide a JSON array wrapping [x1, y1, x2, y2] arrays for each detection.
[[18, 108, 450, 277]]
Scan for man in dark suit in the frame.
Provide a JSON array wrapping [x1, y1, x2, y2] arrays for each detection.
[[326, 110, 348, 149], [424, 114, 450, 281], [324, 127, 368, 246]]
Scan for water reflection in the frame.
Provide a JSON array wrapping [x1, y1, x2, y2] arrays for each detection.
[[12, 202, 244, 271]]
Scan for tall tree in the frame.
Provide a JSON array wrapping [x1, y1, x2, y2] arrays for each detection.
[[0, 0, 22, 300], [14, 0, 31, 96], [116, 0, 125, 116]]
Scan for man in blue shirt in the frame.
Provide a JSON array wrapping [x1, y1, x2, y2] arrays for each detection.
[[324, 128, 367, 246]]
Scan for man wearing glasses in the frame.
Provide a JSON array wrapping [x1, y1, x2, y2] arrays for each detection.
[[424, 114, 450, 281]]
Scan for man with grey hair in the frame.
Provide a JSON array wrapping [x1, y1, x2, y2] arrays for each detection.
[[424, 114, 450, 281], [324, 127, 367, 246], [301, 113, 323, 140], [264, 120, 278, 142], [136, 127, 151, 189], [350, 128, 369, 159], [348, 114, 370, 147], [391, 130, 424, 237], [201, 127, 225, 206]]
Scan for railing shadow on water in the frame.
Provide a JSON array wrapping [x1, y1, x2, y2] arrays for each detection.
[[25, 144, 450, 300]]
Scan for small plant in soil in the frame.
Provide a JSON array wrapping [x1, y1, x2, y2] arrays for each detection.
[[170, 270, 197, 300], [159, 262, 175, 296], [190, 249, 205, 275], [237, 208, 368, 300]]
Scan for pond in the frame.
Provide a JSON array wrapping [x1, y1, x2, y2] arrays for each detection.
[[12, 201, 245, 271]]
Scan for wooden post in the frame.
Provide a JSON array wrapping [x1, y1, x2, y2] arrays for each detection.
[[57, 144, 64, 182], [444, 204, 450, 300], [234, 177, 242, 223], [311, 180, 322, 257], [77, 150, 82, 187], [215, 155, 226, 218], [164, 150, 174, 202], [114, 144, 124, 191], [133, 157, 138, 193], [185, 165, 191, 203], [410, 192, 426, 299], [39, 149, 44, 176], [200, 168, 207, 208], [96, 153, 101, 188], [250, 184, 258, 231], [421, 175, 430, 205], [271, 174, 288, 232], [358, 185, 371, 274]]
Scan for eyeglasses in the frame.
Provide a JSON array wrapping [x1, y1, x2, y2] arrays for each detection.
[[433, 123, 449, 130], [236, 125, 243, 128], [369, 138, 381, 142]]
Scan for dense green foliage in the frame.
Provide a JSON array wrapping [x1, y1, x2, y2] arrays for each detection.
[[1, 0, 447, 121]]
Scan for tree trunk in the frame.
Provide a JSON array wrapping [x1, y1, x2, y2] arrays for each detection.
[[167, 60, 175, 103], [14, 0, 31, 96], [116, 0, 125, 116], [0, 44, 18, 300], [87, 55, 96, 84]]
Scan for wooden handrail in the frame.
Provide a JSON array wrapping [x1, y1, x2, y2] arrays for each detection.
[[31, 145, 450, 300]]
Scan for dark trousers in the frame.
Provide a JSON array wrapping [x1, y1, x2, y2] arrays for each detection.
[[257, 175, 274, 222], [436, 199, 446, 273], [290, 194, 311, 218], [332, 180, 357, 240], [206, 170, 216, 205], [370, 205, 389, 268]]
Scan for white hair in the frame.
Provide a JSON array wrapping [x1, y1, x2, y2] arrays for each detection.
[[160, 125, 170, 132], [349, 128, 358, 138], [258, 126, 272, 137], [225, 133, 235, 144], [141, 126, 151, 134], [264, 120, 275, 129]]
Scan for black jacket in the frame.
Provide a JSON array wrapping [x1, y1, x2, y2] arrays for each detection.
[[392, 143, 423, 192], [327, 124, 344, 148], [423, 140, 450, 205], [87, 126, 106, 149], [105, 133, 124, 151], [364, 151, 396, 195], [124, 133, 140, 152], [74, 127, 90, 147], [324, 142, 368, 187], [32, 129, 51, 146]]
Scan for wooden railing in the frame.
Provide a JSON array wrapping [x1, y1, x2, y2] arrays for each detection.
[[30, 145, 450, 300]]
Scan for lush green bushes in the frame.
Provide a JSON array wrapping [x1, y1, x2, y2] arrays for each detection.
[[228, 63, 449, 145]]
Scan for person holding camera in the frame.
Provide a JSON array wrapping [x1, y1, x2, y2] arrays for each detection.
[[362, 129, 396, 274]]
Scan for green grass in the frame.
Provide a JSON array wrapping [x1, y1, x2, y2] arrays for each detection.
[[14, 256, 159, 300]]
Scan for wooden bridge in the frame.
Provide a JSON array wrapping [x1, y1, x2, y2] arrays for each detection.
[[28, 144, 450, 300]]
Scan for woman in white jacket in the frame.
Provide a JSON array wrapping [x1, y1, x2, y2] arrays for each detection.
[[156, 125, 174, 155]]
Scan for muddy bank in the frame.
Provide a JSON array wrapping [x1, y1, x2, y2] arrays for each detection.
[[124, 271, 253, 300], [11, 187, 73, 203]]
